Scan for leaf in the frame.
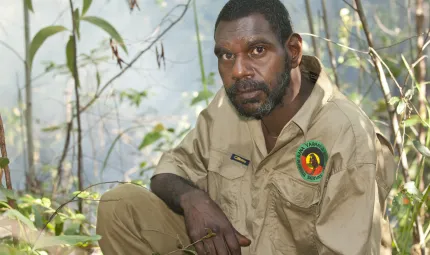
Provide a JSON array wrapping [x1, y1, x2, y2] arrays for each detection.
[[82, 0, 92, 16], [207, 72, 216, 86], [396, 100, 406, 115], [413, 140, 430, 157], [4, 209, 36, 231], [34, 235, 101, 249], [404, 89, 414, 100], [388, 96, 399, 105], [0, 158, 9, 168], [139, 132, 162, 149], [66, 36, 75, 74], [41, 124, 64, 132], [191, 90, 214, 106], [153, 123, 165, 133], [29, 26, 68, 68], [80, 16, 128, 54], [74, 8, 81, 40], [403, 181, 420, 196], [0, 186, 18, 200], [403, 115, 420, 127], [25, 0, 34, 12]]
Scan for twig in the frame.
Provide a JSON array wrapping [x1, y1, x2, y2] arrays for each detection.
[[299, 33, 368, 53], [52, 121, 73, 196], [321, 0, 340, 88], [342, 0, 358, 11], [304, 0, 320, 59], [68, 0, 84, 214], [79, 0, 191, 114], [0, 40, 25, 63]]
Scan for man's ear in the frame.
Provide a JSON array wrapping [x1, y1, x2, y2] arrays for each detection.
[[285, 33, 303, 69]]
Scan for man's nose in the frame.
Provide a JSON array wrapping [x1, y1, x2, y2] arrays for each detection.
[[232, 55, 254, 81]]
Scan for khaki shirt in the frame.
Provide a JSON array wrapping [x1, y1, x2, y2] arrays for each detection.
[[153, 55, 396, 255]]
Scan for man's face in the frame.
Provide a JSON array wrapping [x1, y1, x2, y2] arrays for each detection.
[[214, 13, 292, 119]]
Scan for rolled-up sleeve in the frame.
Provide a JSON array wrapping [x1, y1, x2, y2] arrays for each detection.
[[315, 163, 379, 255], [152, 108, 212, 190]]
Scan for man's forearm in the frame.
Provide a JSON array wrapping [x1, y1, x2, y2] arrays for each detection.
[[150, 173, 203, 215]]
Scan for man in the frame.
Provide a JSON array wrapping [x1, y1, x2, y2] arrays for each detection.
[[96, 0, 396, 254]]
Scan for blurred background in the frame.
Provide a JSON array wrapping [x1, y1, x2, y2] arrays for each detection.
[[0, 0, 429, 254]]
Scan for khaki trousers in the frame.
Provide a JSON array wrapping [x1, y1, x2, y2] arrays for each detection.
[[96, 183, 191, 255]]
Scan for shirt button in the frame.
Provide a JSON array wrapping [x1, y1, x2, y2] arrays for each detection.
[[286, 202, 291, 207]]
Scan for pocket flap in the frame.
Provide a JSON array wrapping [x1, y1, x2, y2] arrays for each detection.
[[208, 149, 248, 179], [271, 172, 320, 209]]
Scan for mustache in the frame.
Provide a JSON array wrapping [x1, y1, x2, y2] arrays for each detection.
[[227, 79, 270, 94]]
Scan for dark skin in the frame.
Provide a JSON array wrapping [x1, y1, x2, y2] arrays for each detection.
[[151, 13, 313, 255]]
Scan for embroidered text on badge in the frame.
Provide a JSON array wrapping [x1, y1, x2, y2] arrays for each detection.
[[295, 140, 328, 182], [230, 154, 250, 166]]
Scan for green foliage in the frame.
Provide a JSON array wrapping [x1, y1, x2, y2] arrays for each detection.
[[66, 36, 75, 74], [24, 0, 34, 12], [0, 157, 9, 168], [82, 0, 93, 16], [119, 89, 148, 107], [191, 90, 214, 106], [29, 26, 68, 68], [80, 16, 128, 54]]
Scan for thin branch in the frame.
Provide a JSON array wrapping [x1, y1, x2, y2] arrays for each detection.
[[79, 0, 192, 114], [342, 0, 358, 11], [304, 0, 320, 59], [321, 0, 340, 88], [0, 40, 25, 63], [52, 121, 73, 196], [299, 33, 368, 53], [68, 0, 84, 214]]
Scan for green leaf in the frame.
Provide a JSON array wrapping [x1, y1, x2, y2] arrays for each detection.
[[404, 89, 414, 100], [191, 90, 214, 106], [388, 96, 399, 105], [80, 16, 128, 54], [4, 209, 36, 231], [63, 223, 80, 235], [403, 115, 420, 127], [0, 186, 18, 200], [82, 0, 92, 16], [207, 72, 216, 86], [139, 132, 162, 149], [34, 235, 101, 249], [66, 36, 75, 74], [0, 158, 9, 168], [74, 8, 81, 40], [25, 0, 34, 12], [41, 124, 64, 132], [396, 100, 406, 115], [29, 26, 68, 68], [413, 140, 430, 157]]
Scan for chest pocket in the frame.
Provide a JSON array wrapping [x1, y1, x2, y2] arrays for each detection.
[[267, 171, 321, 254], [207, 148, 248, 221]]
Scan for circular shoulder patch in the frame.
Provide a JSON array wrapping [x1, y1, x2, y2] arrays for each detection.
[[295, 140, 328, 182]]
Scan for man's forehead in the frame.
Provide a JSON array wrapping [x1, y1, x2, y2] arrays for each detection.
[[214, 14, 276, 42]]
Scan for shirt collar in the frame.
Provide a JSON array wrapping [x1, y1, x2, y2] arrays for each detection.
[[290, 55, 336, 135]]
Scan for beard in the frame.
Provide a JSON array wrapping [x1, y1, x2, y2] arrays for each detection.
[[225, 59, 292, 120]]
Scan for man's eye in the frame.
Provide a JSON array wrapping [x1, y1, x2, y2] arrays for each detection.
[[251, 46, 265, 55], [222, 53, 234, 60]]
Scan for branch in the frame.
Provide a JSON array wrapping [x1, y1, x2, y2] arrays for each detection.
[[0, 40, 25, 63], [304, 0, 320, 59], [79, 0, 192, 114], [0, 115, 15, 209], [321, 0, 340, 88], [68, 0, 84, 214], [342, 0, 357, 11]]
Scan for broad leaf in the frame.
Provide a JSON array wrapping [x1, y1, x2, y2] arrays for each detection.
[[82, 0, 93, 16], [403, 116, 420, 127], [81, 16, 128, 54], [413, 140, 430, 157], [0, 186, 18, 200], [25, 0, 34, 12], [0, 157, 9, 168], [29, 26, 68, 68], [34, 235, 101, 249], [191, 90, 214, 106], [66, 36, 75, 74], [139, 132, 162, 150], [4, 209, 36, 231]]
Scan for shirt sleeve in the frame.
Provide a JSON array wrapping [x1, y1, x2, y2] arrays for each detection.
[[151, 90, 227, 190]]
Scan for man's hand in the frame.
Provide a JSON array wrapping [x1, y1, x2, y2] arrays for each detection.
[[180, 190, 251, 255]]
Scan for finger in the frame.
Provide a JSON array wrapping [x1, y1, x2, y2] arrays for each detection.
[[224, 232, 241, 255], [194, 242, 206, 255], [213, 235, 229, 255], [203, 239, 217, 255], [234, 230, 251, 247]]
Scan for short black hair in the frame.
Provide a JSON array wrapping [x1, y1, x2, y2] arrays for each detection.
[[214, 0, 294, 44]]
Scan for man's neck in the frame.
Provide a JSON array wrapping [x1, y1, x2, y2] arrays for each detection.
[[261, 67, 313, 137]]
